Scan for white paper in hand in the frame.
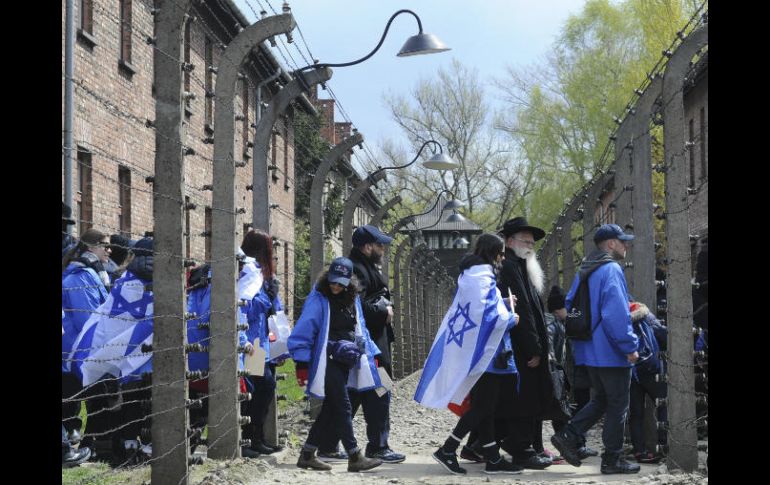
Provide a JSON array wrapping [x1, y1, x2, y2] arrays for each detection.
[[375, 367, 393, 397], [244, 338, 266, 376]]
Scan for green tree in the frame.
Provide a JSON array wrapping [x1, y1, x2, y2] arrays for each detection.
[[381, 58, 533, 231], [495, 0, 700, 235]]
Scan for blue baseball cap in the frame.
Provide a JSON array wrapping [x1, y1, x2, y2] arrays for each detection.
[[352, 224, 394, 247], [328, 257, 354, 286], [594, 224, 635, 244]]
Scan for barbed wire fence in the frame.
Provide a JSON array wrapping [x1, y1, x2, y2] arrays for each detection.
[[536, 8, 708, 473], [62, 1, 461, 483]]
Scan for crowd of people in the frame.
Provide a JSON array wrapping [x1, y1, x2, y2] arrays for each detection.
[[62, 200, 707, 476]]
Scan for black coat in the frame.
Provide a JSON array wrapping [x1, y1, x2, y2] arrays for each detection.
[[349, 247, 395, 375], [497, 248, 559, 419]]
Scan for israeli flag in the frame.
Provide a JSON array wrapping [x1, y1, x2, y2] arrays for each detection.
[[414, 264, 513, 408], [69, 272, 154, 386]]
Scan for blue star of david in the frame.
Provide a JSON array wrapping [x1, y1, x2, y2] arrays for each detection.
[[446, 302, 477, 348], [110, 286, 152, 319]]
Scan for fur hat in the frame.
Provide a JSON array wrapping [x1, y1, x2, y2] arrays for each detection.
[[547, 285, 566, 312]]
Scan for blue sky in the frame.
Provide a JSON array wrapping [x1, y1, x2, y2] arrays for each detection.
[[233, 0, 588, 172]]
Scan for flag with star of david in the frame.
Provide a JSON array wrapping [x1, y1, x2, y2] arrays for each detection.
[[414, 263, 514, 409], [69, 271, 154, 386]]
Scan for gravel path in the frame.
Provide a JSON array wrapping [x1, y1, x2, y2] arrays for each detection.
[[194, 371, 707, 485]]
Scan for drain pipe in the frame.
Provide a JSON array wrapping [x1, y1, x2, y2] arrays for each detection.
[[63, 0, 75, 234]]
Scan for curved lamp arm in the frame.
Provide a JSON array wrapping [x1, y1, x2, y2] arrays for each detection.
[[399, 188, 457, 227], [296, 10, 424, 72], [373, 140, 443, 175]]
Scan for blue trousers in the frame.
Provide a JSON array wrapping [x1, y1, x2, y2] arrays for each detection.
[[565, 366, 631, 461], [317, 386, 390, 454]]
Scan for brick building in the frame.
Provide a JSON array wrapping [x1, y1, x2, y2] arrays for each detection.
[[305, 85, 381, 257], [61, 0, 317, 318]]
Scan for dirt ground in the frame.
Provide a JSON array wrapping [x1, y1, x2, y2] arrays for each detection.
[[192, 370, 708, 485]]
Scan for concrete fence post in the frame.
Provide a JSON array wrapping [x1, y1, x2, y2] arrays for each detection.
[[662, 24, 708, 472], [151, 1, 192, 483]]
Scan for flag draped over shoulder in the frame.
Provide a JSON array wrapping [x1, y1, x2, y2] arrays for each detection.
[[69, 272, 154, 386], [414, 264, 512, 409]]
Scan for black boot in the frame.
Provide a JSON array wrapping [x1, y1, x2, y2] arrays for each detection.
[[297, 449, 332, 471]]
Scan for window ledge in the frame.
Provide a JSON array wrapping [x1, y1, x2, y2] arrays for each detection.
[[77, 29, 97, 48], [118, 59, 137, 76]]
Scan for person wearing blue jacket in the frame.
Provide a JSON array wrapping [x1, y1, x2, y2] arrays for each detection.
[[551, 224, 641, 475], [288, 258, 384, 473], [61, 228, 111, 449], [239, 230, 284, 457]]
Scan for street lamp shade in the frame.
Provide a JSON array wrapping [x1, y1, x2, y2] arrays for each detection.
[[445, 212, 467, 223], [422, 152, 460, 170], [442, 199, 464, 211], [397, 33, 451, 57]]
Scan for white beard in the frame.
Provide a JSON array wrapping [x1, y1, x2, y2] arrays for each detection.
[[512, 245, 544, 294]]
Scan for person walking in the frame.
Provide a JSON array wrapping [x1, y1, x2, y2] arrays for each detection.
[[550, 224, 641, 474], [62, 228, 111, 452], [288, 258, 384, 473], [415, 233, 522, 475], [494, 217, 557, 470]]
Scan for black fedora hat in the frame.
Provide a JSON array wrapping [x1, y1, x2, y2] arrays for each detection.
[[500, 217, 545, 241]]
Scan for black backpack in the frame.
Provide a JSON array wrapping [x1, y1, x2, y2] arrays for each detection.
[[565, 264, 608, 340]]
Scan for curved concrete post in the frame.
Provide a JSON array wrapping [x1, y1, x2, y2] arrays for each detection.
[[371, 195, 402, 227], [309, 132, 364, 279], [662, 24, 707, 472], [541, 235, 558, 291], [210, 12, 296, 460], [391, 239, 410, 379], [582, 173, 612, 255], [341, 171, 387, 255], [627, 75, 662, 318], [151, 1, 191, 482], [372, 195, 401, 282], [405, 243, 426, 374], [559, 211, 575, 287], [252, 66, 333, 232]]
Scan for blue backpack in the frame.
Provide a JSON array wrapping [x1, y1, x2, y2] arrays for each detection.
[[633, 317, 661, 376]]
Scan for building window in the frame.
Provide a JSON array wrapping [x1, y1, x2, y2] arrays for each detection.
[[699, 107, 707, 181], [119, 0, 133, 65], [271, 132, 278, 182], [283, 119, 289, 189], [204, 36, 214, 129], [184, 18, 192, 114], [242, 80, 250, 156], [205, 207, 212, 262], [77, 149, 93, 234], [688, 118, 695, 188], [118, 166, 132, 237], [185, 196, 191, 259], [80, 0, 93, 35]]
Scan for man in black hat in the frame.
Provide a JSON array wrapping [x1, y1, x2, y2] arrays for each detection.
[[318, 224, 406, 463], [62, 202, 78, 258], [493, 217, 556, 469]]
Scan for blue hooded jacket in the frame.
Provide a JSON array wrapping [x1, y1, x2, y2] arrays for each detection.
[[288, 286, 381, 399], [62, 263, 108, 372], [565, 250, 638, 367], [186, 268, 248, 372]]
